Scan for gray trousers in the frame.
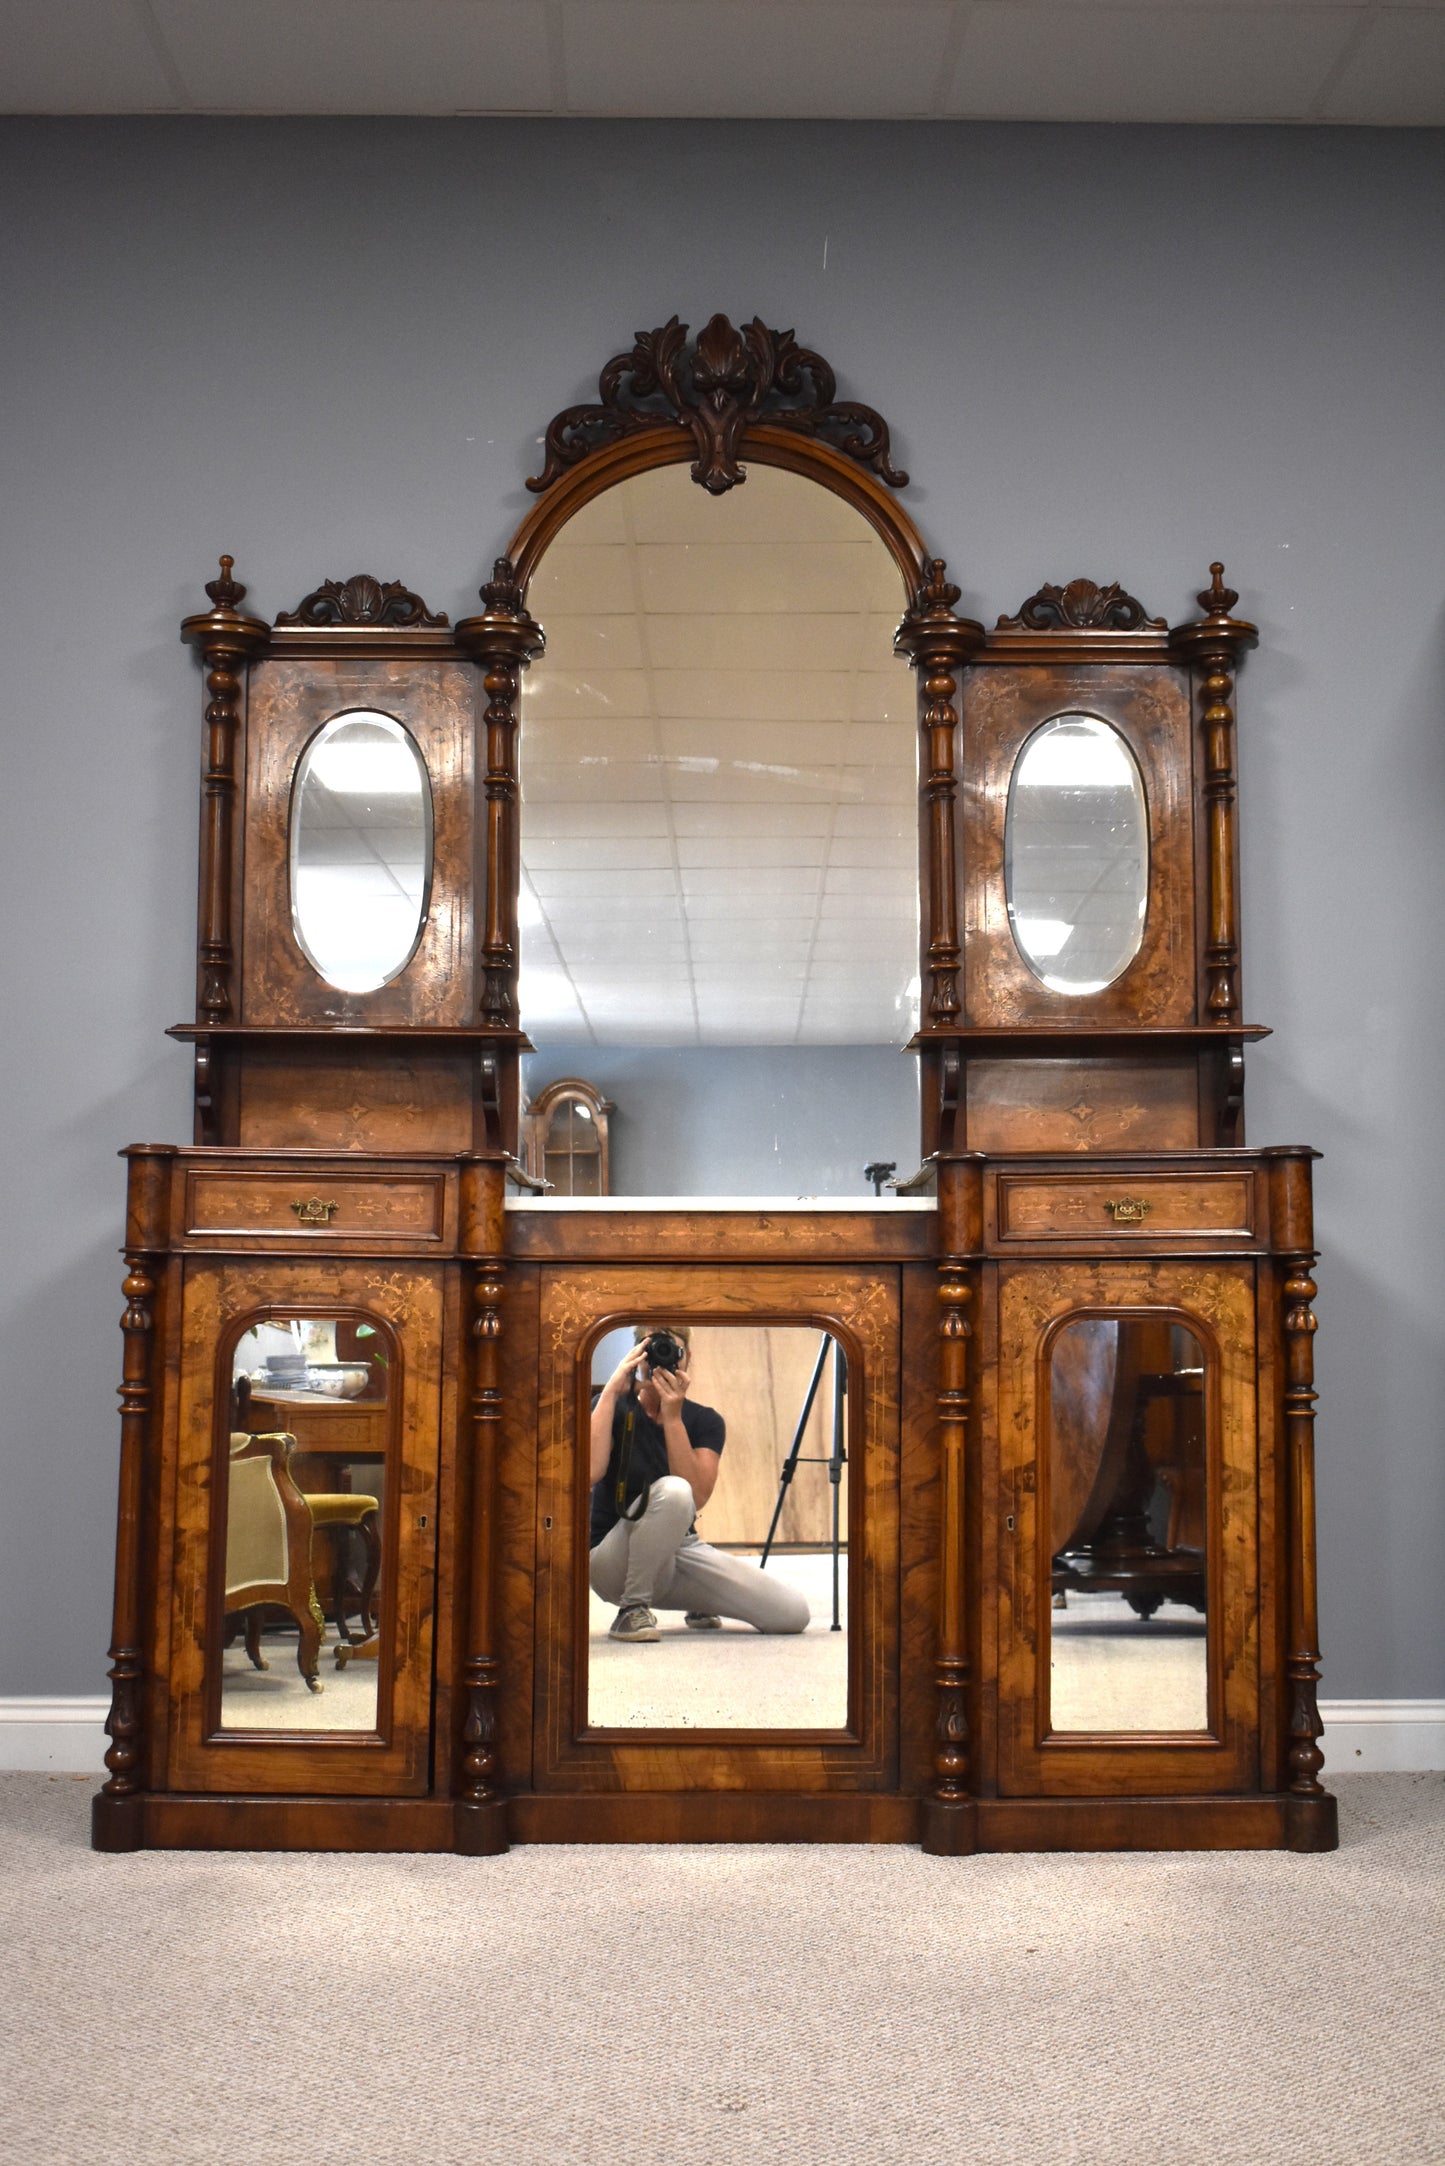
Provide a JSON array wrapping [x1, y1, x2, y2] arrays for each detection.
[[589, 1475, 810, 1633]]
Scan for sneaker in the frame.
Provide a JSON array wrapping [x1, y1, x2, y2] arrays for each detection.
[[684, 1612, 722, 1631], [609, 1604, 660, 1642]]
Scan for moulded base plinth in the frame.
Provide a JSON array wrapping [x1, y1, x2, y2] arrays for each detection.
[[453, 1796, 510, 1856], [91, 1791, 144, 1852], [920, 1795, 979, 1856], [1284, 1790, 1340, 1852]]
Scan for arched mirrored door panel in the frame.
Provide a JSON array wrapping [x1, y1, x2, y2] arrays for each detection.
[[517, 460, 921, 1198]]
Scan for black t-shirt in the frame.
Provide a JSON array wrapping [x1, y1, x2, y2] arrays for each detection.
[[588, 1391, 726, 1547]]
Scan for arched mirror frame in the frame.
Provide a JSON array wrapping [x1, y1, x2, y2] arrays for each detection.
[[464, 417, 985, 1173]]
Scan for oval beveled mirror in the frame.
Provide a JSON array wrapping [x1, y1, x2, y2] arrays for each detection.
[[289, 709, 433, 994], [1004, 712, 1148, 995], [517, 460, 920, 1196]]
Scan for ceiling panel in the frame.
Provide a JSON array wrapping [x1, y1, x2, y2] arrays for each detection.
[[946, 3, 1362, 121], [558, 0, 955, 116], [1320, 10, 1445, 124], [149, 0, 554, 113], [4, 0, 181, 110]]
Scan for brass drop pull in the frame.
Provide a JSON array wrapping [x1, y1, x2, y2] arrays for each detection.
[[1103, 1196, 1151, 1224], [290, 1197, 340, 1226]]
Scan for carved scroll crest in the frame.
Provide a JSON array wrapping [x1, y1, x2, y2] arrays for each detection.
[[276, 575, 449, 629], [997, 578, 1164, 632], [527, 314, 908, 497]]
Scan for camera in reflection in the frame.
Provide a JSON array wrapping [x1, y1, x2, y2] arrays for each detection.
[[639, 1329, 686, 1376]]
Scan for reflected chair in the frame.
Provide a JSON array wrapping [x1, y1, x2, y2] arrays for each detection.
[[307, 1493, 381, 1650], [223, 1431, 326, 1691]]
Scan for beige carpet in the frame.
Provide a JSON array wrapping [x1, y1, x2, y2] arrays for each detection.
[[1, 1773, 1440, 2166]]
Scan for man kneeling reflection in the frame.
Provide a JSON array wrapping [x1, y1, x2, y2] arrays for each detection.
[[589, 1326, 810, 1642]]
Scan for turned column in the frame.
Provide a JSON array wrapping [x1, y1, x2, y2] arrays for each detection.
[[455, 1156, 510, 1854], [93, 1148, 174, 1852], [180, 558, 270, 1031], [922, 1153, 984, 1855], [895, 561, 985, 1031], [1267, 1147, 1338, 1852], [456, 559, 546, 1031], [1169, 565, 1258, 1024]]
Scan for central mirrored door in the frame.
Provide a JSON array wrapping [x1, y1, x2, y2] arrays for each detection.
[[530, 1261, 900, 1796]]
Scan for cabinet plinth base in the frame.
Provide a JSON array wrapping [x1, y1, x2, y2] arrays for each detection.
[[91, 1792, 144, 1852], [920, 1796, 979, 1855], [1284, 1792, 1340, 1852], [453, 1797, 510, 1855]]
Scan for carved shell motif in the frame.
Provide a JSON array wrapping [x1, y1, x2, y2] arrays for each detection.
[[997, 579, 1165, 632], [276, 575, 449, 629]]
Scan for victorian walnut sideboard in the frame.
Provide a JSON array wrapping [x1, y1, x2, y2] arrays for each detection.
[[93, 316, 1336, 1855]]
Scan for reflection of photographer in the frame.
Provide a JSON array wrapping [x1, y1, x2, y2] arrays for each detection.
[[588, 1326, 810, 1642]]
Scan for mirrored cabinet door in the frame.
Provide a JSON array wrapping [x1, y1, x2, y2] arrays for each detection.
[[168, 1260, 444, 1796], [997, 1260, 1260, 1797], [529, 1264, 901, 1795]]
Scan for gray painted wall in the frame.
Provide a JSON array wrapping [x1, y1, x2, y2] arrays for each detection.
[[1, 118, 1441, 1701]]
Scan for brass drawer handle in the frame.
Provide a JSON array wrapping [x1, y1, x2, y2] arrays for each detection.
[[290, 1197, 340, 1226], [1103, 1196, 1152, 1224]]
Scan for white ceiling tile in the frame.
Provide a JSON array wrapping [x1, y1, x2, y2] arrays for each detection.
[[522, 668, 652, 722], [1319, 11, 1445, 123], [529, 543, 636, 614], [638, 541, 899, 615], [525, 836, 675, 870], [531, 867, 678, 897], [538, 616, 648, 671], [673, 803, 833, 837], [3, 0, 182, 109], [521, 804, 671, 838], [645, 612, 882, 673], [560, 2, 954, 117], [521, 761, 666, 802], [947, 5, 1362, 121], [150, 0, 555, 112], [677, 838, 827, 869], [682, 866, 822, 895], [651, 668, 855, 723]]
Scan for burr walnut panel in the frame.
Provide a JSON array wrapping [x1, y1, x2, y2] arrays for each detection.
[[240, 657, 480, 1027], [961, 663, 1197, 1027]]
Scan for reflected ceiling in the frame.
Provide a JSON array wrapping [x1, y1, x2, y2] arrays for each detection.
[[519, 463, 917, 1047]]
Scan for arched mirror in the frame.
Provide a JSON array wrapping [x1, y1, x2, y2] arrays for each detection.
[[1004, 712, 1148, 996], [516, 459, 921, 1197], [290, 709, 433, 994]]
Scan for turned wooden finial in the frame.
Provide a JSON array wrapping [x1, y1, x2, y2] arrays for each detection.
[[204, 554, 245, 610], [1198, 562, 1239, 617]]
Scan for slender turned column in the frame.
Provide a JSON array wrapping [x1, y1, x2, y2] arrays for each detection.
[[455, 1266, 507, 1848], [1168, 565, 1258, 1024], [456, 560, 546, 1029], [1267, 1147, 1338, 1852], [94, 1149, 174, 1852], [455, 1156, 509, 1852], [180, 559, 270, 1029], [895, 562, 985, 1030], [923, 1154, 984, 1855]]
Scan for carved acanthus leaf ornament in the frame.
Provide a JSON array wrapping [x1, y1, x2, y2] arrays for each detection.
[[527, 314, 908, 496]]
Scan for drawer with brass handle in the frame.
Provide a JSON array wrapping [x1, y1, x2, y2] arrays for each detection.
[[180, 1169, 449, 1244], [993, 1170, 1256, 1244]]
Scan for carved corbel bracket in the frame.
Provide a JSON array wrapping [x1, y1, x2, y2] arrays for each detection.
[[527, 314, 909, 497]]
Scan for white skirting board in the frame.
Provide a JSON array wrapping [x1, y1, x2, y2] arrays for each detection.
[[1, 1696, 1443, 1775]]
